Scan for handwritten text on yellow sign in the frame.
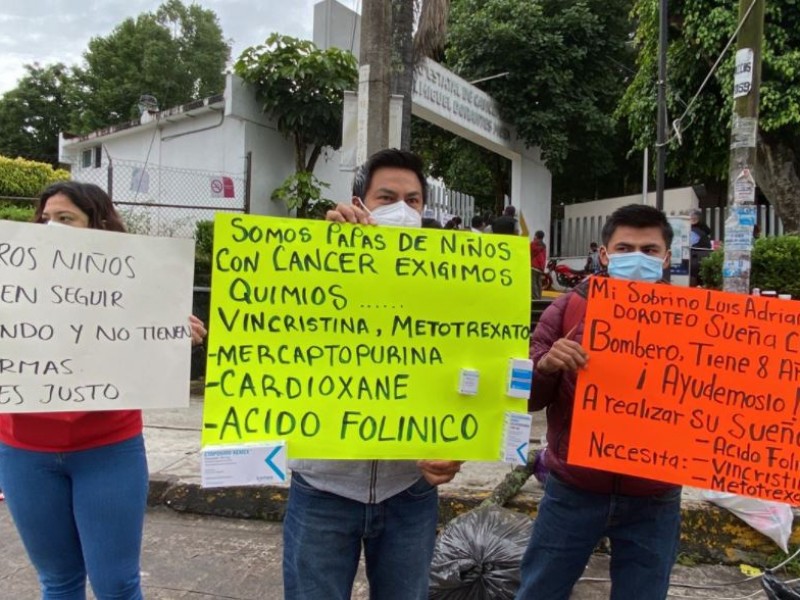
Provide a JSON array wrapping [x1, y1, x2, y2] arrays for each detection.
[[202, 214, 530, 459]]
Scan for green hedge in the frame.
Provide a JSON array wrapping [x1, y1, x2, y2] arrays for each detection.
[[0, 201, 35, 222], [700, 235, 800, 298], [194, 220, 214, 287], [0, 155, 70, 198]]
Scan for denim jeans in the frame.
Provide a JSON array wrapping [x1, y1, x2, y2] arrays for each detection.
[[283, 472, 439, 600], [516, 474, 681, 600], [0, 435, 148, 600]]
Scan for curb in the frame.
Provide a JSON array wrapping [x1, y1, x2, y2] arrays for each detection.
[[147, 475, 795, 567]]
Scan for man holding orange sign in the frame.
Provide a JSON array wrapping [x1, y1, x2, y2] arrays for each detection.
[[516, 204, 681, 600]]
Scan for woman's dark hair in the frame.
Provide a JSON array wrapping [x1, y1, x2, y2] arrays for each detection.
[[34, 181, 127, 232]]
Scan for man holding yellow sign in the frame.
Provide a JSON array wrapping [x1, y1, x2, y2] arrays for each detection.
[[203, 148, 531, 598], [283, 150, 463, 600]]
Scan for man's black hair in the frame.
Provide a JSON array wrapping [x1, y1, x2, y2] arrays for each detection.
[[534, 230, 545, 239], [601, 204, 673, 247], [471, 215, 484, 229], [352, 148, 427, 204]]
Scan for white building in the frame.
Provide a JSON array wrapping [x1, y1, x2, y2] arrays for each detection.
[[58, 74, 358, 236], [59, 0, 550, 238]]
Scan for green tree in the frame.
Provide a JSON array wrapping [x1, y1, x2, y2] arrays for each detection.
[[234, 34, 358, 218], [412, 119, 509, 213], [0, 64, 77, 165], [620, 0, 800, 231], [430, 0, 636, 207], [72, 0, 229, 131]]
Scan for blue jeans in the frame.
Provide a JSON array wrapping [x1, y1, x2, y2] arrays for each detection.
[[283, 473, 439, 600], [516, 475, 681, 600], [0, 435, 148, 600]]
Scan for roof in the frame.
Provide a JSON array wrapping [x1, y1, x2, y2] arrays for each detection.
[[61, 93, 226, 146]]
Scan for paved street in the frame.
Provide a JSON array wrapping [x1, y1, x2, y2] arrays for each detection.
[[1, 504, 768, 599]]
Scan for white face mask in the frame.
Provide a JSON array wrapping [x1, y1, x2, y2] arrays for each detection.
[[46, 220, 68, 227], [370, 201, 422, 228]]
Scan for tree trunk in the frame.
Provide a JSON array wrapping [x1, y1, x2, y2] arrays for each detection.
[[305, 145, 323, 173], [293, 133, 306, 174], [479, 448, 537, 508], [757, 136, 800, 234], [391, 0, 414, 150]]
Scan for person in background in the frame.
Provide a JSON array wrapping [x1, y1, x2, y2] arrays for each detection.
[[516, 204, 680, 600], [290, 149, 463, 600], [503, 205, 522, 235], [482, 211, 495, 233], [689, 209, 712, 250], [485, 206, 521, 234], [0, 181, 206, 600], [585, 242, 601, 274], [422, 217, 443, 229], [444, 216, 463, 230], [470, 215, 485, 233], [530, 230, 547, 299], [490, 214, 517, 235], [689, 209, 712, 287]]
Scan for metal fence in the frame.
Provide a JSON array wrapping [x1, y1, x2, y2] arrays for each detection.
[[426, 181, 475, 225], [70, 156, 250, 238], [551, 204, 783, 258]]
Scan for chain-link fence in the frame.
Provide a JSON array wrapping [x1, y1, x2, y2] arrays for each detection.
[[71, 157, 250, 238]]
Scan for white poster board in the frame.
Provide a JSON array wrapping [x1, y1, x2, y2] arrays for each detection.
[[667, 215, 691, 286], [0, 220, 195, 413]]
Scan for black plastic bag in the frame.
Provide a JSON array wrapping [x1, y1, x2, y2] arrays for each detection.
[[429, 505, 533, 599], [763, 572, 800, 600]]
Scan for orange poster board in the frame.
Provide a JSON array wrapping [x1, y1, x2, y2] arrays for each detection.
[[569, 277, 800, 503]]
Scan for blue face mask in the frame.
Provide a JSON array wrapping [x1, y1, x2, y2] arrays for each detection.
[[607, 252, 665, 283]]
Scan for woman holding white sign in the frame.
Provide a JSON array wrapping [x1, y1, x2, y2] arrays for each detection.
[[0, 181, 206, 600]]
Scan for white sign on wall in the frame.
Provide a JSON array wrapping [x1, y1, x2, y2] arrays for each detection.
[[0, 221, 194, 413], [412, 58, 514, 153]]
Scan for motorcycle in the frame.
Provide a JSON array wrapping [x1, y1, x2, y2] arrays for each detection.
[[542, 258, 588, 291]]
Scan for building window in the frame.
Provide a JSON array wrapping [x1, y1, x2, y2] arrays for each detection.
[[81, 146, 102, 169]]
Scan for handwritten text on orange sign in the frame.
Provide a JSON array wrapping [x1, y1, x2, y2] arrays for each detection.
[[569, 277, 800, 503]]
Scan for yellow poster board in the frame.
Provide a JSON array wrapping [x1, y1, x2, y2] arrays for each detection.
[[201, 214, 531, 459]]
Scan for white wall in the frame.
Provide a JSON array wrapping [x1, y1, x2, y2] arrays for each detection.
[[314, 0, 360, 56], [513, 149, 551, 240], [558, 187, 699, 256]]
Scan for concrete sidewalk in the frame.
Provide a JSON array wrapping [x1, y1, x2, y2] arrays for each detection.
[[145, 394, 798, 567]]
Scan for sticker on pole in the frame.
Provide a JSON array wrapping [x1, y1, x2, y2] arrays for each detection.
[[734, 168, 756, 205], [201, 442, 287, 488], [733, 48, 754, 99]]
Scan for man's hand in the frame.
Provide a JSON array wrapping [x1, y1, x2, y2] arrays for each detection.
[[417, 460, 463, 486], [325, 202, 375, 225], [189, 315, 207, 346], [537, 335, 588, 375]]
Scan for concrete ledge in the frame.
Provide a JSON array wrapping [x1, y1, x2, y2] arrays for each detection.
[[146, 476, 794, 567]]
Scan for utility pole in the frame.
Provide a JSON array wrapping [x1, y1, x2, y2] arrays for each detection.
[[722, 0, 765, 294], [390, 0, 414, 151], [357, 0, 392, 164], [655, 0, 668, 211]]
